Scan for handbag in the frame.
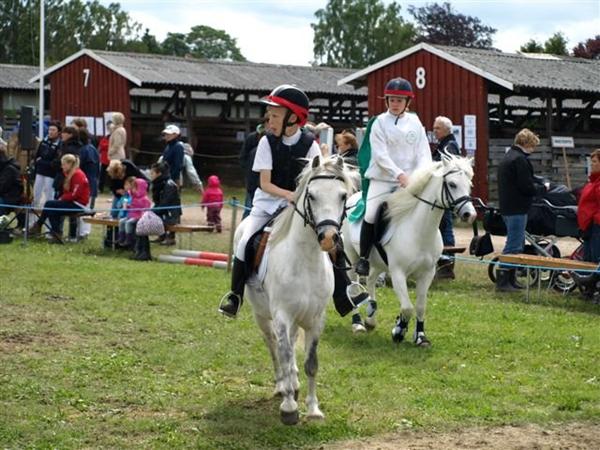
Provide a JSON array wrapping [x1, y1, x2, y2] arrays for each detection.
[[469, 222, 494, 257], [135, 210, 165, 236]]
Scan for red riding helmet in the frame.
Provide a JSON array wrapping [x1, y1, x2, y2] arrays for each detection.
[[261, 84, 310, 126], [384, 77, 415, 98]]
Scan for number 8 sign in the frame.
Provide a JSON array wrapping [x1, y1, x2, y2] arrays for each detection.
[[416, 67, 426, 89]]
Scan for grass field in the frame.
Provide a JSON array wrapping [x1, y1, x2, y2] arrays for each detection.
[[1, 191, 599, 449]]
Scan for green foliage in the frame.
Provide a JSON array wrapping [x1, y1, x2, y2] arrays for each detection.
[[161, 32, 190, 57], [311, 0, 416, 68], [572, 35, 600, 59], [0, 0, 142, 65], [0, 218, 599, 447], [520, 39, 544, 53], [186, 25, 246, 61], [544, 32, 569, 56], [408, 2, 496, 49]]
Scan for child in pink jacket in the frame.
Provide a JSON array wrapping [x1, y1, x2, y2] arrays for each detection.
[[201, 175, 224, 232], [117, 177, 152, 248]]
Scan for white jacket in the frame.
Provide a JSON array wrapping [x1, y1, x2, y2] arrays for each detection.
[[365, 111, 432, 182]]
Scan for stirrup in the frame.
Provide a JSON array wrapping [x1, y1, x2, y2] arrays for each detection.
[[218, 292, 242, 318], [346, 281, 370, 310]]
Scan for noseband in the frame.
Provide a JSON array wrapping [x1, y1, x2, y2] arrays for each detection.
[[413, 168, 472, 213], [293, 174, 347, 234]]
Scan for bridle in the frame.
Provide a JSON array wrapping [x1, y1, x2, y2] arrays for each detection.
[[412, 168, 472, 214], [292, 174, 347, 234]]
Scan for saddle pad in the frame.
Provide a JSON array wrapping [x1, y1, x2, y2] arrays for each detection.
[[348, 217, 394, 248]]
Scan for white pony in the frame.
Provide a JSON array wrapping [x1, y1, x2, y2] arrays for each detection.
[[237, 156, 353, 425], [342, 155, 476, 345]]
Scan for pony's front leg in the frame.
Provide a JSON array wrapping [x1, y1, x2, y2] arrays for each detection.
[[389, 269, 414, 343], [274, 317, 299, 425], [413, 268, 435, 347], [304, 326, 324, 420], [253, 314, 283, 395]]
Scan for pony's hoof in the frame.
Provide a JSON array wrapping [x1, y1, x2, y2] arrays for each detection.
[[414, 332, 431, 347], [391, 326, 405, 343], [280, 409, 299, 425], [352, 322, 367, 334], [307, 409, 325, 420], [365, 317, 377, 330]]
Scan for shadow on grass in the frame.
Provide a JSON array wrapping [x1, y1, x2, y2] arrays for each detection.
[[200, 395, 357, 450]]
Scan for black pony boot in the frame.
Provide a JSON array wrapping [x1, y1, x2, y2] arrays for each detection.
[[219, 258, 246, 318], [355, 221, 375, 276]]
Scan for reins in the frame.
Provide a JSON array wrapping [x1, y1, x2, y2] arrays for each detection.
[[412, 168, 472, 213]]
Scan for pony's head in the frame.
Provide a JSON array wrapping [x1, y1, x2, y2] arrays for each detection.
[[271, 155, 353, 251], [438, 154, 476, 223]]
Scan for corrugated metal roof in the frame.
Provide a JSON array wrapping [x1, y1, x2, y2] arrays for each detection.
[[339, 42, 600, 95], [0, 64, 45, 90], [436, 45, 600, 94], [31, 49, 367, 98]]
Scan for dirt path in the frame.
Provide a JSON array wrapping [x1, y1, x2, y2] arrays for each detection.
[[320, 422, 600, 450]]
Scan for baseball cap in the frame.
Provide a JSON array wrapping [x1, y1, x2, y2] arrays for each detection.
[[162, 124, 180, 135]]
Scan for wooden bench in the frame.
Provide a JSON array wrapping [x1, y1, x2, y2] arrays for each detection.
[[166, 224, 214, 249], [497, 253, 597, 300], [83, 217, 214, 250], [83, 216, 119, 249]]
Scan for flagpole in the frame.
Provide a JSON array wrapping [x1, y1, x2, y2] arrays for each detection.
[[38, 0, 45, 139]]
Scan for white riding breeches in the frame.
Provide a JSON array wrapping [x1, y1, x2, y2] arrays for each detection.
[[364, 179, 397, 224], [33, 174, 55, 208], [235, 208, 272, 261]]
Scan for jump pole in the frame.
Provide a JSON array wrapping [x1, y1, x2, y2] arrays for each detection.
[[172, 250, 229, 261], [158, 254, 227, 269], [227, 197, 238, 273]]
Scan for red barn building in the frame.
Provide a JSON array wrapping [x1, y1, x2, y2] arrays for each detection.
[[339, 43, 600, 201]]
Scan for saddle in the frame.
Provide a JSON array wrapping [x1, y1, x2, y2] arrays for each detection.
[[244, 227, 272, 274]]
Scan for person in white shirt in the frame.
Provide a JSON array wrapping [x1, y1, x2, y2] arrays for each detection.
[[355, 77, 432, 277], [218, 85, 321, 318]]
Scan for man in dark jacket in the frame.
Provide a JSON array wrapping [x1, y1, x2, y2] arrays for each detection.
[[160, 125, 184, 184], [496, 128, 547, 292], [150, 161, 181, 246], [32, 120, 61, 208], [432, 116, 462, 279]]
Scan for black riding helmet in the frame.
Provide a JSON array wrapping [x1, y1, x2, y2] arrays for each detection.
[[384, 77, 414, 122], [261, 84, 310, 134]]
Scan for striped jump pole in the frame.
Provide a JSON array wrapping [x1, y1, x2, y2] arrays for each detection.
[[158, 254, 227, 269], [171, 250, 229, 261]]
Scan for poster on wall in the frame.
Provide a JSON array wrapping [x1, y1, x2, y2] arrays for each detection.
[[463, 114, 477, 156]]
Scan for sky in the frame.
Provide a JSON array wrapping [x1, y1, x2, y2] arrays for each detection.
[[102, 0, 600, 66]]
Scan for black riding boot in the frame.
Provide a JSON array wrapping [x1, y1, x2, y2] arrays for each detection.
[[495, 268, 520, 292], [355, 221, 375, 276], [331, 248, 369, 317], [132, 236, 152, 261], [219, 258, 246, 318]]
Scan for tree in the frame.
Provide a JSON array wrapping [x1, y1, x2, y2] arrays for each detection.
[[408, 2, 496, 49], [520, 39, 544, 53], [543, 32, 568, 55], [311, 0, 416, 68], [572, 35, 600, 59], [186, 25, 245, 61], [0, 0, 142, 65], [161, 32, 190, 57]]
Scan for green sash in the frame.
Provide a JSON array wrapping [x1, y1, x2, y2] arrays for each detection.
[[348, 116, 377, 222]]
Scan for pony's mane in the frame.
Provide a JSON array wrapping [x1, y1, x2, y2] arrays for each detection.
[[269, 156, 353, 246], [385, 155, 473, 223]]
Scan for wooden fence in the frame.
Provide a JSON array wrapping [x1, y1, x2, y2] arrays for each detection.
[[487, 138, 600, 203]]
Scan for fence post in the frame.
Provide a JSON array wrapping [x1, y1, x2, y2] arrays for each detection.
[[227, 197, 238, 273]]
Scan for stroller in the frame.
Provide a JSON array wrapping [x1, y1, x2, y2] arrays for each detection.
[[471, 177, 584, 293]]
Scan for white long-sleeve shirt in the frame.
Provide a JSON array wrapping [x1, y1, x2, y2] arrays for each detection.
[[365, 111, 432, 182]]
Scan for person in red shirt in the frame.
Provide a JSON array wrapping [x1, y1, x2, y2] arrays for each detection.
[[577, 148, 600, 262], [30, 154, 90, 243], [97, 121, 111, 193], [201, 175, 224, 232]]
